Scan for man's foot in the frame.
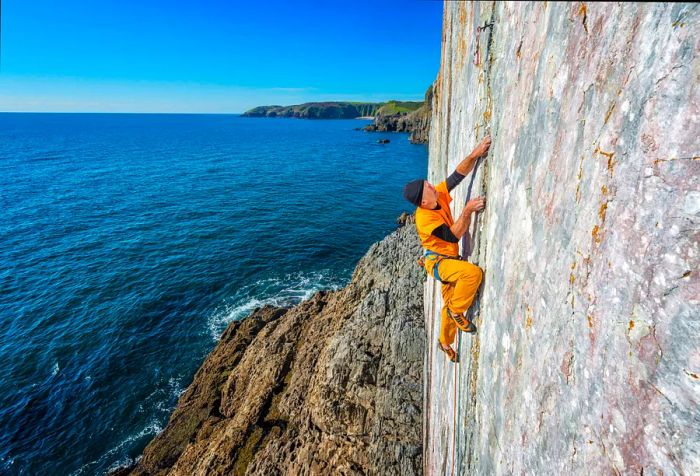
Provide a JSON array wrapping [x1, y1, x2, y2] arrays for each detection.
[[447, 308, 477, 333], [437, 342, 459, 363]]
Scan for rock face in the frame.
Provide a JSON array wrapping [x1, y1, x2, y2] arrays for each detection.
[[424, 2, 699, 475], [364, 86, 433, 144], [114, 217, 425, 475]]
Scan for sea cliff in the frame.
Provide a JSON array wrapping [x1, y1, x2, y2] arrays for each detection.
[[113, 216, 425, 475], [424, 2, 699, 475], [363, 86, 433, 144]]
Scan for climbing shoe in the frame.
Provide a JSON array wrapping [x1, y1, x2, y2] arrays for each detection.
[[447, 308, 477, 333], [437, 342, 459, 363]]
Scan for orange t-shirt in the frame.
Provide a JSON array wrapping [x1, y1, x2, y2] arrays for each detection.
[[415, 180, 459, 256]]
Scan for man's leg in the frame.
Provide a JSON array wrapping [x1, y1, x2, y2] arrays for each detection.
[[439, 283, 458, 346], [438, 259, 483, 315]]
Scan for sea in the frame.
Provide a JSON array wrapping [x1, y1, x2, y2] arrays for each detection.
[[0, 113, 428, 475]]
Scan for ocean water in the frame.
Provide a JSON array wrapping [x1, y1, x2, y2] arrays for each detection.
[[0, 113, 427, 475]]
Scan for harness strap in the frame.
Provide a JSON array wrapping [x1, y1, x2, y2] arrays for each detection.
[[424, 250, 462, 284]]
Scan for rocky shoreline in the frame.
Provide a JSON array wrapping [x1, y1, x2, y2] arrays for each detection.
[[112, 214, 424, 476], [363, 85, 432, 144]]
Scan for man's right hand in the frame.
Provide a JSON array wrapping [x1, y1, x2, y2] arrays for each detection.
[[466, 196, 486, 213]]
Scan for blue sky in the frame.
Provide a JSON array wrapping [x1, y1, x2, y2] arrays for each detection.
[[0, 0, 444, 113]]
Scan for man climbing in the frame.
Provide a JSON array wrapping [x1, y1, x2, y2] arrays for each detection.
[[402, 136, 491, 363]]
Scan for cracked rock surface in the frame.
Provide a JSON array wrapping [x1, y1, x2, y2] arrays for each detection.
[[424, 2, 699, 475], [112, 217, 425, 476]]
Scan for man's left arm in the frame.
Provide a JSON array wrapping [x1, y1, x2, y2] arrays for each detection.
[[445, 136, 492, 192]]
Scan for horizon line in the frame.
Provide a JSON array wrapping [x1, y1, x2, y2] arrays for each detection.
[[0, 111, 381, 116]]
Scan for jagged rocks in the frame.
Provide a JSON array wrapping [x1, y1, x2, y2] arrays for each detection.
[[113, 215, 425, 475]]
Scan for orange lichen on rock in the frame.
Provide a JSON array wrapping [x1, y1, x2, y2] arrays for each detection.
[[599, 202, 608, 221], [525, 305, 533, 329], [596, 147, 615, 173], [592, 225, 601, 244]]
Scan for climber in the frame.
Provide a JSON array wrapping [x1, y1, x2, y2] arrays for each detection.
[[402, 136, 491, 363]]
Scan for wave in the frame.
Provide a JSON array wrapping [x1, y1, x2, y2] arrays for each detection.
[[71, 420, 162, 476], [206, 269, 348, 341]]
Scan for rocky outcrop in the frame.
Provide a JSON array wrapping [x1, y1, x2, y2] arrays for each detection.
[[113, 216, 425, 475], [424, 2, 699, 475], [364, 86, 433, 144]]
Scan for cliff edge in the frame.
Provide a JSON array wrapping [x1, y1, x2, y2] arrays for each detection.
[[425, 2, 699, 475], [113, 216, 425, 475]]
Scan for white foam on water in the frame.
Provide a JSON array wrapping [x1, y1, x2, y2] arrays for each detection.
[[105, 455, 142, 475], [206, 297, 267, 340], [206, 269, 347, 341], [71, 420, 162, 476]]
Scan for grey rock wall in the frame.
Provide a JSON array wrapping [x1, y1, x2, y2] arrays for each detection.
[[424, 2, 699, 475]]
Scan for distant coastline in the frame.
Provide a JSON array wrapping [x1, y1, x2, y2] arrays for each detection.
[[241, 101, 422, 120], [242, 91, 433, 144]]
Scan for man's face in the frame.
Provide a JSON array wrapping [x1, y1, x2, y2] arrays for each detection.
[[421, 181, 438, 206]]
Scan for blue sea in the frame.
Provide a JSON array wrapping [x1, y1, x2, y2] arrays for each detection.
[[0, 113, 427, 475]]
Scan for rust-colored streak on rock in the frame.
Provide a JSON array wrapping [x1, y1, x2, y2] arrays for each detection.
[[578, 2, 588, 34], [561, 350, 574, 384], [603, 102, 615, 125]]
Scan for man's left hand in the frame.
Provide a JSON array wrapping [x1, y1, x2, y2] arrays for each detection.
[[471, 135, 492, 158]]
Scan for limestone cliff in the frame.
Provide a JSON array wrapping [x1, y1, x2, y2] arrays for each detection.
[[113, 217, 425, 475], [424, 2, 699, 475]]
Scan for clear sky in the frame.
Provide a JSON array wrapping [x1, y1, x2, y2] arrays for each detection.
[[0, 0, 444, 113]]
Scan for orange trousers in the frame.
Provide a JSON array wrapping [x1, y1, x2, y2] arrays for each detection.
[[426, 257, 483, 346]]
